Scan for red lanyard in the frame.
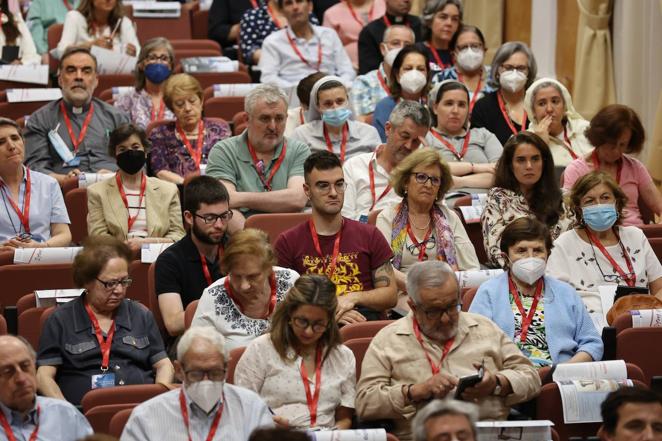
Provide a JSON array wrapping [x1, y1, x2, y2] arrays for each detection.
[[368, 151, 391, 211], [84, 301, 116, 370], [430, 128, 471, 161], [63, 0, 74, 10], [60, 101, 95, 155], [346, 0, 374, 26], [412, 317, 453, 375], [115, 172, 147, 232], [425, 42, 448, 70], [0, 405, 40, 441], [496, 93, 526, 136], [247, 139, 287, 191], [457, 73, 482, 113], [266, 2, 283, 29], [323, 122, 348, 162], [249, 0, 258, 8], [223, 272, 277, 318], [559, 126, 578, 160], [299, 345, 323, 427], [176, 120, 205, 169], [591, 150, 622, 184], [585, 229, 636, 287], [406, 221, 433, 261], [382, 15, 408, 27], [179, 388, 224, 441], [199, 246, 223, 287], [376, 69, 391, 95], [150, 100, 165, 123], [0, 168, 31, 234], [285, 30, 322, 70], [308, 219, 343, 278], [299, 107, 305, 125], [508, 276, 543, 343]]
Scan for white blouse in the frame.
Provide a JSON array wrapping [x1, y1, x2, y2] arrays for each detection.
[[0, 13, 40, 65], [56, 10, 140, 55], [234, 333, 356, 429]]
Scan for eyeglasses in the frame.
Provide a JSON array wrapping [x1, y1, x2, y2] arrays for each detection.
[[413, 172, 441, 187], [417, 302, 461, 320], [587, 238, 637, 285], [184, 368, 226, 383], [290, 317, 329, 333], [406, 237, 436, 258], [195, 211, 233, 224], [313, 181, 348, 194], [456, 43, 483, 51], [96, 277, 132, 290], [500, 64, 529, 74], [145, 54, 170, 63]]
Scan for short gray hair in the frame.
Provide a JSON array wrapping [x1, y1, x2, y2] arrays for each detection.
[[383, 24, 416, 43], [412, 399, 479, 441], [388, 101, 431, 130], [177, 326, 229, 362], [406, 261, 457, 304], [245, 84, 288, 115], [488, 41, 537, 89], [421, 0, 463, 40]]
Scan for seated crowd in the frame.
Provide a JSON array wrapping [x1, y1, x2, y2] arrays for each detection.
[[1, 0, 662, 440]]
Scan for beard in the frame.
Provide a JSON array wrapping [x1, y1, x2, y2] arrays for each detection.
[[192, 223, 224, 245], [420, 321, 458, 343]]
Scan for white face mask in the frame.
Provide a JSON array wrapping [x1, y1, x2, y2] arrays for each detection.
[[511, 257, 546, 285], [186, 380, 224, 414], [499, 69, 528, 93], [456, 47, 484, 71], [399, 70, 427, 94], [383, 47, 402, 67]]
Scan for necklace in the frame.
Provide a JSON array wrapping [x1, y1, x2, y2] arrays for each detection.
[[408, 213, 431, 230]]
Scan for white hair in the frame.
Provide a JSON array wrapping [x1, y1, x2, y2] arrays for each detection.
[[244, 83, 288, 115], [383, 24, 416, 43], [412, 399, 479, 441], [177, 326, 228, 362], [406, 260, 458, 304]]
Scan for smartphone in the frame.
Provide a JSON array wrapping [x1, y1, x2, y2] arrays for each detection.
[[455, 362, 485, 400], [614, 286, 649, 302]]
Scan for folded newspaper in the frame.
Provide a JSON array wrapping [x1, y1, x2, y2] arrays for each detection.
[[13, 247, 83, 264], [181, 57, 239, 73]]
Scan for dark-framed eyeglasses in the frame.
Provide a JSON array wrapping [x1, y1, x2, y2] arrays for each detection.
[[184, 368, 227, 383], [96, 277, 132, 290], [195, 211, 233, 224], [417, 302, 461, 320], [290, 316, 329, 333], [413, 172, 441, 187], [313, 181, 348, 194]]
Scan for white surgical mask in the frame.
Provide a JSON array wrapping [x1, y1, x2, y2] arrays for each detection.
[[456, 47, 484, 71], [186, 380, 224, 414], [399, 70, 427, 94], [384, 47, 402, 67], [511, 257, 546, 285], [499, 69, 528, 93]]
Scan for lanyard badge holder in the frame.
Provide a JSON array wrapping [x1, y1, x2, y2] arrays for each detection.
[[48, 123, 81, 167]]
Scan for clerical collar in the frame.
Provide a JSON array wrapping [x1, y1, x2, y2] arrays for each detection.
[[62, 99, 92, 114], [386, 13, 406, 23]]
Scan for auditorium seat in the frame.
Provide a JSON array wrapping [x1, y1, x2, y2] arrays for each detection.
[[340, 320, 393, 342], [190, 71, 251, 90], [145, 119, 175, 138], [232, 111, 249, 135], [203, 96, 245, 121], [617, 327, 662, 385], [244, 213, 312, 247], [344, 337, 372, 380], [226, 346, 247, 385], [64, 188, 88, 245], [0, 315, 6, 335], [174, 48, 222, 67], [386, 434, 399, 441], [108, 407, 135, 438], [128, 261, 150, 307], [537, 362, 645, 386], [612, 313, 633, 334], [60, 176, 79, 195], [639, 224, 662, 238], [16, 293, 37, 315], [367, 209, 382, 226], [147, 263, 166, 334], [0, 263, 75, 308], [184, 300, 199, 330], [190, 9, 210, 40], [0, 101, 51, 122], [171, 39, 221, 52], [460, 287, 478, 312], [18, 306, 49, 348], [0, 249, 14, 267], [649, 238, 662, 261], [453, 207, 488, 265], [81, 383, 172, 413], [133, 2, 197, 42], [85, 403, 136, 434], [46, 23, 63, 72], [95, 74, 134, 98]]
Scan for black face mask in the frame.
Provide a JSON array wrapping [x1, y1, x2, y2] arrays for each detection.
[[116, 149, 146, 175]]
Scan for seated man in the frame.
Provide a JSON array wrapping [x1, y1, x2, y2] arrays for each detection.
[[342, 100, 429, 221], [0, 335, 93, 440], [206, 84, 310, 228], [599, 387, 662, 441], [156, 176, 232, 338], [258, 0, 355, 88], [121, 326, 274, 440], [24, 46, 130, 185], [411, 399, 479, 441], [356, 260, 540, 441], [275, 151, 397, 324]]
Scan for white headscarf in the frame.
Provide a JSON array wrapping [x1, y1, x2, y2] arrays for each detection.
[[524, 77, 584, 129], [306, 75, 352, 122]]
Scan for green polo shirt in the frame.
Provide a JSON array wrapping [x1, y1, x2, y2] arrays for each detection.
[[27, 0, 80, 54], [206, 131, 310, 215]]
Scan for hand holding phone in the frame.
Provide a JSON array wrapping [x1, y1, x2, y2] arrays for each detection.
[[455, 360, 485, 400]]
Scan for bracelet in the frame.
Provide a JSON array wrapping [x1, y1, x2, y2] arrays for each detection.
[[406, 384, 415, 403]]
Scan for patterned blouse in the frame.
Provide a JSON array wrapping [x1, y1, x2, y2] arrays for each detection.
[[113, 88, 175, 130], [510, 289, 552, 367]]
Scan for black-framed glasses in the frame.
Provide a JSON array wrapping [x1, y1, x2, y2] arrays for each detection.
[[184, 368, 226, 383], [586, 239, 636, 284], [96, 277, 132, 290], [413, 172, 441, 187], [290, 317, 328, 333], [418, 302, 461, 320], [500, 64, 529, 74], [195, 211, 233, 224], [314, 181, 348, 194], [145, 54, 170, 63], [406, 237, 436, 258], [456, 43, 483, 51]]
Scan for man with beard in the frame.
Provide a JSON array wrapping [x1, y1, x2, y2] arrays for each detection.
[[356, 260, 540, 441], [155, 176, 232, 338]]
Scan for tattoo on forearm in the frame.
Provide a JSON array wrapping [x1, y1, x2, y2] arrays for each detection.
[[373, 262, 394, 287]]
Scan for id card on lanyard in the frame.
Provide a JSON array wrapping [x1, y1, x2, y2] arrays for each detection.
[[85, 301, 117, 389]]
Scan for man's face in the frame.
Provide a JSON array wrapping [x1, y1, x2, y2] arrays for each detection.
[[58, 52, 98, 107], [280, 0, 312, 28], [408, 277, 460, 342], [304, 167, 345, 216], [384, 118, 427, 165], [186, 201, 230, 245], [247, 98, 288, 152], [175, 338, 226, 386], [385, 0, 412, 16], [425, 413, 475, 441], [0, 337, 38, 413], [380, 26, 415, 57], [604, 402, 662, 441]]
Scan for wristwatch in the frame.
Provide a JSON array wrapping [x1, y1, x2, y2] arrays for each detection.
[[493, 375, 502, 396]]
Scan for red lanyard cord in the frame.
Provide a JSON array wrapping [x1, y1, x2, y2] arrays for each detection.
[[223, 272, 277, 318], [508, 276, 544, 343], [323, 122, 349, 162], [247, 139, 287, 191], [0, 168, 31, 234], [115, 172, 147, 232], [496, 93, 526, 136], [84, 301, 116, 370], [368, 152, 391, 211], [299, 345, 323, 427], [429, 128, 471, 161], [591, 150, 622, 184], [199, 245, 223, 287], [308, 219, 343, 278], [285, 29, 322, 70], [179, 389, 224, 441], [176, 120, 205, 169], [585, 228, 636, 287], [0, 405, 41, 441], [406, 220, 433, 261], [412, 317, 453, 375], [60, 101, 95, 155]]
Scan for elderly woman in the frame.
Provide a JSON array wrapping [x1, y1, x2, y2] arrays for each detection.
[[376, 148, 479, 297], [36, 236, 174, 405], [0, 0, 40, 64], [481, 131, 574, 268], [470, 217, 602, 367], [426, 80, 502, 190], [87, 124, 185, 254], [290, 76, 381, 162], [114, 37, 176, 130], [417, 0, 462, 72], [192, 228, 299, 350], [524, 78, 592, 168], [563, 104, 662, 225], [373, 46, 432, 142], [149, 73, 232, 184], [235, 274, 355, 430], [471, 41, 537, 145], [548, 171, 662, 319], [0, 117, 71, 249]]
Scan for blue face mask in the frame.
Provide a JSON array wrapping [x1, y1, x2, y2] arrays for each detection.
[[582, 203, 618, 232], [321, 107, 352, 127], [144, 63, 171, 84]]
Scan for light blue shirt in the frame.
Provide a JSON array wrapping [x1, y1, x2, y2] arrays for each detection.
[[351, 64, 389, 116]]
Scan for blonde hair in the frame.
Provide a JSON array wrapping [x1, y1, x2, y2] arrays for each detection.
[[390, 148, 453, 200], [163, 73, 203, 111], [220, 228, 276, 274]]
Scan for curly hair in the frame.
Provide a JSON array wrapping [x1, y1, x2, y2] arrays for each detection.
[[390, 148, 453, 200], [568, 171, 628, 226]]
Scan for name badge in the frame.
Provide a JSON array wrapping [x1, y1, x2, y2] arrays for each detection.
[[358, 214, 368, 224], [91, 373, 116, 389]]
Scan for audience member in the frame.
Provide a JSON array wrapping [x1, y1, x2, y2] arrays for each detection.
[[235, 274, 355, 429], [0, 117, 71, 249], [258, 0, 354, 87], [114, 37, 176, 130], [208, 0, 257, 57], [87, 124, 185, 254], [411, 399, 478, 441], [121, 326, 274, 440], [26, 0, 80, 59], [37, 236, 174, 405], [357, 0, 422, 75], [206, 84, 310, 226], [192, 228, 299, 350], [470, 217, 602, 367], [24, 46, 130, 185], [417, 0, 461, 72], [149, 73, 232, 185], [276, 151, 396, 323], [599, 387, 662, 441], [342, 101, 429, 221], [356, 260, 540, 441], [285, 71, 326, 137], [0, 0, 39, 64], [0, 335, 93, 440], [481, 132, 574, 268], [471, 41, 537, 145], [373, 46, 431, 142], [563, 104, 662, 225], [291, 76, 381, 161]]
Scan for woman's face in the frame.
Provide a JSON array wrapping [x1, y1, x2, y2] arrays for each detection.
[[511, 143, 543, 189], [317, 86, 348, 112], [141, 46, 172, 72], [406, 163, 443, 208], [533, 86, 565, 134], [498, 51, 530, 81], [93, 0, 117, 14], [229, 256, 271, 299], [507, 239, 548, 264], [431, 3, 461, 43], [596, 128, 631, 165], [453, 31, 484, 58], [0, 125, 25, 169], [397, 53, 428, 82], [114, 134, 145, 158], [579, 183, 616, 209], [435, 89, 469, 133], [171, 93, 203, 129], [289, 304, 329, 349], [85, 257, 129, 313]]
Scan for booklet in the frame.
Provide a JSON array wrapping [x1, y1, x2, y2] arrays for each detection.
[[13, 247, 82, 264], [476, 420, 553, 441], [0, 64, 49, 84], [181, 57, 239, 73], [6, 88, 62, 102], [91, 46, 137, 75], [631, 309, 662, 328], [141, 243, 173, 263], [212, 83, 260, 97], [455, 269, 503, 289], [309, 429, 386, 441], [458, 205, 483, 223]]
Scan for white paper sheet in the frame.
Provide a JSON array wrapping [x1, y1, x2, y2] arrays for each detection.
[[111, 86, 135, 99], [129, 1, 181, 17], [455, 269, 503, 289], [0, 64, 49, 84], [212, 83, 261, 97], [13, 247, 82, 264], [35, 289, 84, 307], [553, 360, 627, 382], [6, 88, 62, 102], [631, 309, 662, 327], [476, 420, 553, 441], [90, 46, 137, 75], [141, 243, 173, 263], [458, 205, 483, 223], [78, 172, 114, 188], [556, 379, 632, 424], [310, 429, 386, 441]]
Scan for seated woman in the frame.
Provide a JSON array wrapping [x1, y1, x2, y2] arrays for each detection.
[[290, 75, 381, 162], [373, 46, 431, 142], [481, 131, 574, 268], [470, 217, 602, 367], [425, 80, 502, 191], [191, 228, 299, 351], [0, 117, 71, 249], [149, 73, 232, 184], [114, 37, 176, 130], [416, 0, 461, 72], [471, 41, 537, 145], [36, 236, 174, 405], [376, 148, 479, 296], [548, 171, 662, 319], [235, 274, 355, 430], [57, 0, 139, 57], [0, 0, 40, 64], [562, 104, 662, 225], [87, 124, 185, 254]]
